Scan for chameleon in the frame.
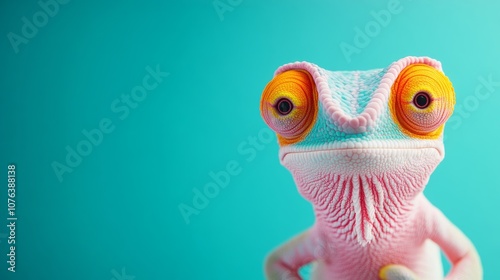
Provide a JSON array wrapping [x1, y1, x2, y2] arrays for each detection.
[[260, 56, 482, 280]]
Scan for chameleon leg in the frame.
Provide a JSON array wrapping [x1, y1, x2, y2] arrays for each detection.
[[265, 228, 323, 280], [380, 203, 482, 280], [428, 206, 482, 280]]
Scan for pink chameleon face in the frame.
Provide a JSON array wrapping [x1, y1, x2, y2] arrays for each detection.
[[261, 57, 455, 245], [261, 57, 481, 280]]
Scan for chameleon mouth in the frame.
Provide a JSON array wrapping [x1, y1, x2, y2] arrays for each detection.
[[279, 140, 444, 162]]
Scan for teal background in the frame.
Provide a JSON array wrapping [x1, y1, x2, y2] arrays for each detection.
[[0, 0, 499, 279]]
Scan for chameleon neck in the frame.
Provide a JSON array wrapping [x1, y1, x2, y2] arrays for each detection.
[[305, 172, 424, 246]]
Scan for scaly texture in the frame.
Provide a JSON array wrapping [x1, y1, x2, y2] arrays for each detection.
[[260, 56, 482, 280]]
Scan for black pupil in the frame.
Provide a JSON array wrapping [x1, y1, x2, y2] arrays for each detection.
[[276, 98, 293, 115], [414, 92, 430, 109]]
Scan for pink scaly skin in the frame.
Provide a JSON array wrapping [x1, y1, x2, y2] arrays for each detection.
[[260, 57, 482, 280]]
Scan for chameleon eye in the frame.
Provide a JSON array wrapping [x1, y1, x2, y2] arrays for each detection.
[[413, 91, 431, 109], [260, 70, 318, 145], [390, 64, 455, 139], [275, 98, 294, 115]]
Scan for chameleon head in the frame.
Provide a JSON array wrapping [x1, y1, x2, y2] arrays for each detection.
[[260, 57, 456, 244]]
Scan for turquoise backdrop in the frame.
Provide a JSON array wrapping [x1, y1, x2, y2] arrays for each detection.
[[0, 0, 499, 279]]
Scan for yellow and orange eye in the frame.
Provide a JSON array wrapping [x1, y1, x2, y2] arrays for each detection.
[[390, 64, 455, 139], [260, 70, 318, 145]]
